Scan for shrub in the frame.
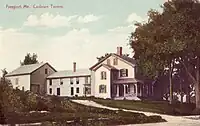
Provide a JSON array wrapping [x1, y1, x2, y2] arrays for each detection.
[[0, 81, 23, 113]]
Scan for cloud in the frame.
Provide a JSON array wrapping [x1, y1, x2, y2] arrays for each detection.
[[23, 13, 102, 28], [24, 13, 78, 28], [126, 13, 145, 24], [77, 14, 102, 23], [108, 13, 147, 33], [0, 28, 40, 73], [0, 27, 133, 73], [108, 24, 135, 33]]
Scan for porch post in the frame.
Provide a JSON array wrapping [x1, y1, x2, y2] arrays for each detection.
[[135, 83, 138, 96], [140, 84, 142, 96], [116, 85, 119, 97], [123, 84, 126, 97]]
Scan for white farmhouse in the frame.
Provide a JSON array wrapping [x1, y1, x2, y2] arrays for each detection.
[[46, 62, 91, 97], [90, 47, 153, 100], [5, 62, 57, 94]]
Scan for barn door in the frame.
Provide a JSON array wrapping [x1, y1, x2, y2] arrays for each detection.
[[31, 84, 40, 94]]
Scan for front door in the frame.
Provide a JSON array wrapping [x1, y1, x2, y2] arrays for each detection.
[[57, 88, 60, 96]]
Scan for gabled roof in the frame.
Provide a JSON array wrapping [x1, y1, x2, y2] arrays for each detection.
[[93, 64, 118, 71], [90, 53, 136, 70], [47, 69, 90, 79], [6, 62, 56, 77]]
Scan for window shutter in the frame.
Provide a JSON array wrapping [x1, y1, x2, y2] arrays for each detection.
[[126, 69, 128, 76]]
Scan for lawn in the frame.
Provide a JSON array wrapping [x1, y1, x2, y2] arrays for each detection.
[[0, 81, 166, 125], [0, 91, 166, 126], [92, 98, 196, 116]]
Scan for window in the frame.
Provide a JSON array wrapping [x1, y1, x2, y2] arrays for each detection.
[[99, 85, 106, 93], [70, 78, 73, 84], [15, 78, 19, 85], [60, 79, 63, 85], [120, 69, 128, 77], [71, 87, 74, 95], [49, 88, 52, 94], [76, 77, 79, 84], [101, 71, 106, 80], [49, 79, 52, 86], [107, 59, 110, 65], [45, 68, 48, 74], [113, 58, 118, 65], [57, 88, 60, 96], [76, 87, 79, 93]]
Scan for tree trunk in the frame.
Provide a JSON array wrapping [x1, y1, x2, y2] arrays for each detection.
[[169, 60, 173, 104], [186, 86, 191, 103], [195, 56, 200, 109]]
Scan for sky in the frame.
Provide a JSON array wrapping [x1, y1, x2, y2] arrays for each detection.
[[0, 0, 164, 74]]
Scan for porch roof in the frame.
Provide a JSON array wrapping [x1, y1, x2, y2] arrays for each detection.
[[113, 78, 143, 84]]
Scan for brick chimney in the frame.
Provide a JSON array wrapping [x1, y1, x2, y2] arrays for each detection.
[[117, 47, 122, 56], [73, 62, 76, 72]]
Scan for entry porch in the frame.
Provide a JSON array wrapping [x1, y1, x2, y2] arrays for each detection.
[[111, 78, 152, 100]]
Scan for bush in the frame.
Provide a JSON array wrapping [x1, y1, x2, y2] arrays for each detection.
[[0, 81, 23, 113]]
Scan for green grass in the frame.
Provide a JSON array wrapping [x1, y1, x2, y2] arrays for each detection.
[[92, 98, 196, 116], [1, 95, 166, 125]]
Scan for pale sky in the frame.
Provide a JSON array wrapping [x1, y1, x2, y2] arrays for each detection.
[[0, 0, 164, 74]]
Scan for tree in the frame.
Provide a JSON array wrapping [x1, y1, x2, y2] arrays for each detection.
[[0, 68, 8, 84], [130, 9, 178, 104], [130, 0, 200, 107], [20, 53, 39, 66], [162, 0, 200, 111], [1, 68, 8, 78]]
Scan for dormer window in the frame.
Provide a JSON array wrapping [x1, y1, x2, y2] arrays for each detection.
[[113, 58, 118, 65], [120, 69, 128, 77]]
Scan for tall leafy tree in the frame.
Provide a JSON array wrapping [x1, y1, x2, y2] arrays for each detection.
[[163, 0, 200, 111], [130, 9, 178, 104], [130, 0, 200, 108], [20, 53, 39, 66]]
